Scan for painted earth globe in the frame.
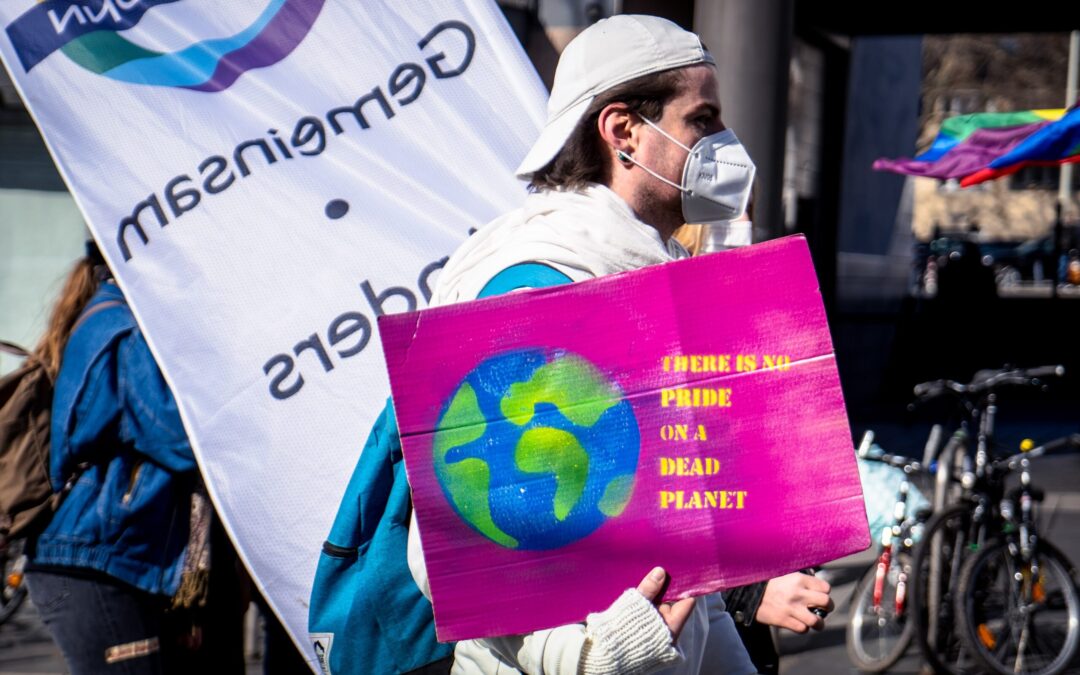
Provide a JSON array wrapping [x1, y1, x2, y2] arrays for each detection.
[[432, 348, 640, 550]]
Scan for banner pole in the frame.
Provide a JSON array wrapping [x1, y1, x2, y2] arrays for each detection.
[[1058, 30, 1078, 219]]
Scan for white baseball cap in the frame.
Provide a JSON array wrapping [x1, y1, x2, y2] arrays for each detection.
[[515, 14, 715, 180]]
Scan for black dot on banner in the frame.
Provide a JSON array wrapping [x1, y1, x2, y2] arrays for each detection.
[[325, 199, 350, 220]]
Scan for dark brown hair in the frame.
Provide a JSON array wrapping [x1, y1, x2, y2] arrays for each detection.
[[529, 68, 685, 192]]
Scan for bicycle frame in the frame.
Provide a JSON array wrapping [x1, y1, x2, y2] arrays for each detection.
[[858, 432, 928, 621]]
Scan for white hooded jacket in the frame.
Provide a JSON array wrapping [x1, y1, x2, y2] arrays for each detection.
[[409, 184, 755, 675], [429, 184, 687, 305]]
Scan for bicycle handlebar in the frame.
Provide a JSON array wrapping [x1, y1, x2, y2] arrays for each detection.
[[857, 447, 928, 473], [1023, 365, 1067, 380], [992, 433, 1080, 473], [912, 364, 1065, 401]]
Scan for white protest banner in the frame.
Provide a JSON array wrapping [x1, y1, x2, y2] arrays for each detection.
[[0, 0, 546, 662]]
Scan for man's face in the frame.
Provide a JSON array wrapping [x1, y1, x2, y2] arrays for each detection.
[[632, 64, 725, 222]]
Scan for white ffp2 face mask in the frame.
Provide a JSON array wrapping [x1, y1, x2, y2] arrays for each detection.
[[618, 117, 756, 226]]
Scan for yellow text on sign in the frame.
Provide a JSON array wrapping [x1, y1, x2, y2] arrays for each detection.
[[659, 490, 747, 510], [659, 457, 722, 476]]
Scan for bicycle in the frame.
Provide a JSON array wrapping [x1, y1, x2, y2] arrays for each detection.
[[953, 433, 1080, 675], [907, 365, 1067, 674], [846, 431, 936, 672], [0, 537, 28, 625]]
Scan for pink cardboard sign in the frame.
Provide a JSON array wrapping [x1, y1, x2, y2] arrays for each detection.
[[378, 235, 870, 642]]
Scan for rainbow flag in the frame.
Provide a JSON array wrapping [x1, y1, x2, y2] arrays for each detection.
[[874, 109, 1064, 180], [874, 123, 1053, 180], [961, 106, 1080, 187], [916, 109, 1063, 161]]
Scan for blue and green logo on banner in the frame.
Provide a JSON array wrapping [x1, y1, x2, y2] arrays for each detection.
[[5, 0, 323, 91]]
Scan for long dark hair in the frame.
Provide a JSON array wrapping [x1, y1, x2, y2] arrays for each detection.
[[33, 242, 108, 379]]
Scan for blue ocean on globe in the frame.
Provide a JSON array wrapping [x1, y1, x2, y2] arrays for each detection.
[[433, 348, 640, 550]]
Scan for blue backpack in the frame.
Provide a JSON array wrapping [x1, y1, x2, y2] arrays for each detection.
[[308, 263, 571, 675], [308, 401, 449, 675]]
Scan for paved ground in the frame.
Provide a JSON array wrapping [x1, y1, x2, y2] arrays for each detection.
[[0, 605, 71, 675]]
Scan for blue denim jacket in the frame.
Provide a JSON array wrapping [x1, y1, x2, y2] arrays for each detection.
[[31, 282, 196, 596]]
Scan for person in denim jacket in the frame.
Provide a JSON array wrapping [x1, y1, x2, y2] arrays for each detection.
[[25, 244, 198, 674]]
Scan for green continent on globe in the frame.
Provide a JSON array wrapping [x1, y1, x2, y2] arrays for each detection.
[[598, 475, 635, 517], [433, 382, 518, 548], [500, 354, 619, 426], [433, 349, 640, 550], [515, 428, 589, 522]]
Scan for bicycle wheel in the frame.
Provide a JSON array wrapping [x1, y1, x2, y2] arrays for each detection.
[[955, 539, 1080, 675], [909, 504, 981, 674], [847, 551, 915, 672], [0, 540, 28, 624]]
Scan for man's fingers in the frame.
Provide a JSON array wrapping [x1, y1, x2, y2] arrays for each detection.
[[636, 566, 668, 602], [660, 597, 696, 623], [636, 568, 697, 642], [803, 590, 832, 612], [803, 575, 831, 594], [658, 597, 697, 642], [794, 606, 826, 631], [780, 616, 810, 633], [823, 595, 836, 614]]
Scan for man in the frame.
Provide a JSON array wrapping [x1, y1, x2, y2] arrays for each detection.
[[675, 202, 835, 675], [404, 14, 830, 674]]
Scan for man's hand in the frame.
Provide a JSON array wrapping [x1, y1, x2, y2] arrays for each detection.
[[637, 566, 696, 643], [754, 572, 833, 633]]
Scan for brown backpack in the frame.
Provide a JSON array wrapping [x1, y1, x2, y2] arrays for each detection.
[[0, 300, 122, 542], [0, 341, 54, 541]]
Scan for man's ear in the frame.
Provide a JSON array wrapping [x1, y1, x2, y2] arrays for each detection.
[[598, 103, 637, 157]]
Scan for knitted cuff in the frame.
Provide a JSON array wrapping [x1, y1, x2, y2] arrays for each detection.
[[579, 589, 683, 675]]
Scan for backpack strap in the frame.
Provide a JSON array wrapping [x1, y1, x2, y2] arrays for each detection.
[[70, 299, 123, 336], [478, 262, 573, 297]]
